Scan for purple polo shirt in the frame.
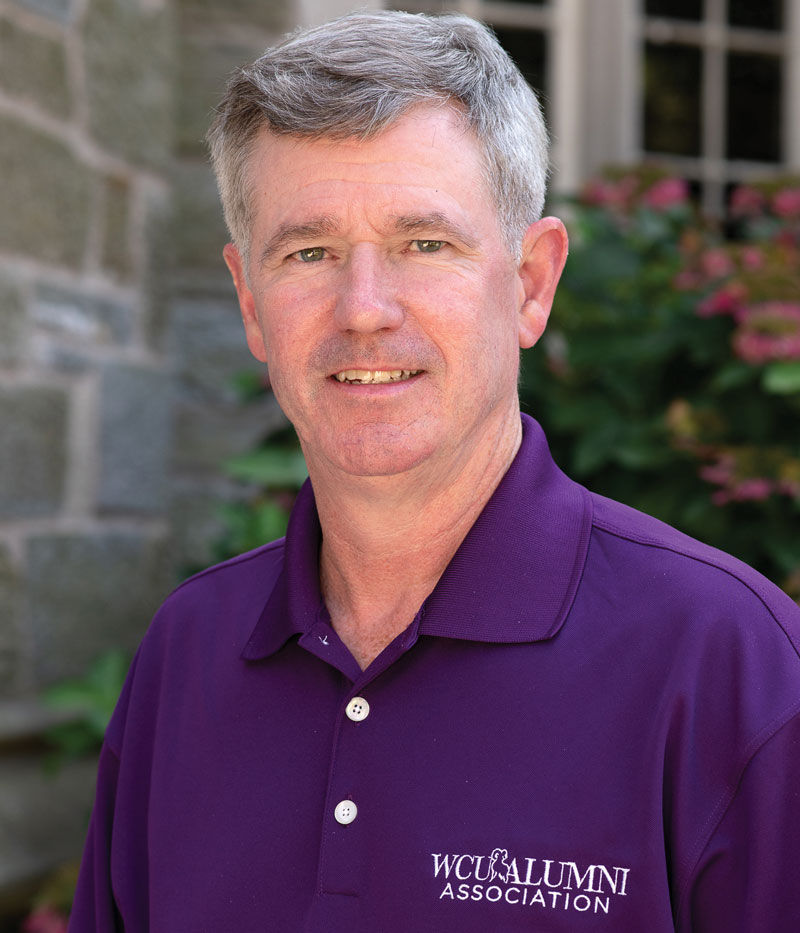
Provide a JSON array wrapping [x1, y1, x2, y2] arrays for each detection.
[[70, 415, 800, 932]]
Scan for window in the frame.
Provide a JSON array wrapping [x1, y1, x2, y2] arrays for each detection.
[[641, 0, 790, 214]]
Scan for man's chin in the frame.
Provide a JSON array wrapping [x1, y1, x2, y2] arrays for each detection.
[[308, 426, 438, 480]]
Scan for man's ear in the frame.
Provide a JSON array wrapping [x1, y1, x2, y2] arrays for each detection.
[[516, 217, 569, 349], [223, 243, 268, 363]]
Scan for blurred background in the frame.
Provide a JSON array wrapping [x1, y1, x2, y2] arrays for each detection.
[[0, 0, 798, 926]]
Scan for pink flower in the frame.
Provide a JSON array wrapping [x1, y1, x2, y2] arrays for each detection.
[[730, 478, 773, 502], [772, 187, 800, 219], [641, 177, 688, 210], [582, 180, 619, 208], [733, 302, 800, 363], [581, 176, 636, 211], [700, 248, 735, 280], [775, 228, 800, 249], [739, 246, 765, 271], [22, 908, 69, 933], [699, 462, 734, 486], [697, 283, 747, 317], [730, 185, 766, 217], [673, 269, 701, 291], [709, 471, 779, 505], [711, 489, 731, 506]]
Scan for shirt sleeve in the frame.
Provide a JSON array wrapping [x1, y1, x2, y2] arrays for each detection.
[[678, 708, 800, 932], [68, 742, 124, 932]]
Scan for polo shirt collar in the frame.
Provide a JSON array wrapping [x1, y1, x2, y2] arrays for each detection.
[[242, 414, 592, 660]]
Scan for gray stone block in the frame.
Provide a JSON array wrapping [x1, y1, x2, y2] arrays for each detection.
[[169, 475, 243, 571], [0, 116, 91, 269], [172, 160, 229, 272], [8, 0, 74, 24], [25, 531, 172, 685], [0, 386, 67, 518], [0, 270, 26, 367], [141, 183, 174, 351], [0, 699, 75, 744], [32, 282, 133, 346], [83, 0, 175, 169], [98, 364, 172, 513], [0, 544, 21, 698], [179, 0, 290, 32], [173, 393, 286, 471], [101, 175, 132, 282], [0, 18, 70, 117], [0, 755, 97, 893], [177, 34, 265, 157], [169, 295, 259, 401]]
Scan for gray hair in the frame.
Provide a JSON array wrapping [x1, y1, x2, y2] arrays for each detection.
[[207, 10, 549, 266]]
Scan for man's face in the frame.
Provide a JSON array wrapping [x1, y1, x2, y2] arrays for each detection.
[[225, 105, 563, 481]]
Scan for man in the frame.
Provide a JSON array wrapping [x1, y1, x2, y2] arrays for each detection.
[[70, 11, 800, 932]]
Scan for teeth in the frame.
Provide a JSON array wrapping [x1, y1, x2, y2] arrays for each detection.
[[334, 369, 421, 384]]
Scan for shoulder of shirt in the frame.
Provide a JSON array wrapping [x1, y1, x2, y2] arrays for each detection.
[[588, 489, 800, 652], [586, 489, 800, 901], [104, 538, 288, 753], [136, 537, 288, 651], [163, 537, 286, 603]]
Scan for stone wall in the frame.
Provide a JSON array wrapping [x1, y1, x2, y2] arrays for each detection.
[[0, 0, 177, 906], [0, 0, 288, 909]]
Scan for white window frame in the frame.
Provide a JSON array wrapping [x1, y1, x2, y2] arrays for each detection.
[[311, 0, 800, 203], [636, 0, 798, 214]]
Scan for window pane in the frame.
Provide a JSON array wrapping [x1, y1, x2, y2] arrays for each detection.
[[644, 0, 703, 21], [726, 52, 782, 161], [644, 43, 702, 156], [728, 0, 783, 31], [492, 27, 548, 105]]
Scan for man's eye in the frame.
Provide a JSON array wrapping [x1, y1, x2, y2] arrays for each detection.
[[413, 239, 445, 253], [295, 247, 326, 262]]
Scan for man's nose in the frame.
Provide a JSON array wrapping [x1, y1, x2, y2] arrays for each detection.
[[333, 246, 404, 333]]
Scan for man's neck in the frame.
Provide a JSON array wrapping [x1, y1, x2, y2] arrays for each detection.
[[309, 411, 523, 669]]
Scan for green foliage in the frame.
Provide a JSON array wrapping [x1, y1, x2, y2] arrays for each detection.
[[521, 167, 800, 600], [43, 650, 129, 764], [214, 426, 308, 562], [224, 446, 308, 487]]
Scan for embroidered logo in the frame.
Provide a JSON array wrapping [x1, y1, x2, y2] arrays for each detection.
[[430, 848, 631, 916]]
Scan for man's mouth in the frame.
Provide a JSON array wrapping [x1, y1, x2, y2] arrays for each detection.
[[333, 369, 422, 384]]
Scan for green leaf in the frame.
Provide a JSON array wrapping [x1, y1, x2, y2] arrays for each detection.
[[230, 369, 268, 401], [42, 650, 131, 767], [224, 447, 308, 487], [253, 500, 291, 542], [762, 361, 800, 395], [709, 361, 758, 393], [763, 536, 800, 575]]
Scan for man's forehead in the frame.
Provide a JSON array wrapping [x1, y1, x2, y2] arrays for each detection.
[[245, 103, 480, 185]]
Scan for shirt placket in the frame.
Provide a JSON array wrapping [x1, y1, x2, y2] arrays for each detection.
[[298, 617, 420, 931]]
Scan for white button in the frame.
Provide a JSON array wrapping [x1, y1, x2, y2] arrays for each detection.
[[345, 696, 370, 722], [334, 800, 357, 825]]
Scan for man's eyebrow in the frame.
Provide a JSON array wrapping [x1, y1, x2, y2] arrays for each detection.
[[258, 216, 338, 265], [390, 213, 479, 250]]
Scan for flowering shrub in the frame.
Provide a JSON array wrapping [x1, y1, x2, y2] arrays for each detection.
[[520, 167, 800, 601], [22, 906, 69, 933]]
